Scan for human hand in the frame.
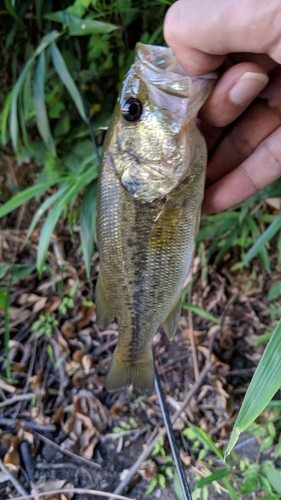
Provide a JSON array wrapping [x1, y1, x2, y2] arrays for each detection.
[[164, 0, 281, 213]]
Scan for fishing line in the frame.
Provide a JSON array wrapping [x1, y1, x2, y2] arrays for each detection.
[[65, 18, 192, 499], [154, 364, 192, 500]]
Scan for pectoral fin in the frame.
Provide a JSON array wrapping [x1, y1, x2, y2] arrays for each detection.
[[95, 273, 114, 330], [162, 299, 181, 340]]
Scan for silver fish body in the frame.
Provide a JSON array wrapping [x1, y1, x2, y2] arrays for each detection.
[[96, 43, 216, 392]]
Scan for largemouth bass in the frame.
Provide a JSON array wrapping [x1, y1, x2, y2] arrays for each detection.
[[96, 43, 216, 393]]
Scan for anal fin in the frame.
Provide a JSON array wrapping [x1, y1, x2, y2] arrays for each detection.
[[95, 273, 114, 330], [162, 298, 182, 340]]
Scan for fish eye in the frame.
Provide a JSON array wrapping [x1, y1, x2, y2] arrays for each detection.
[[121, 98, 142, 122]]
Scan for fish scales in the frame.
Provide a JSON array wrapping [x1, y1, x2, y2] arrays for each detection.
[[96, 43, 217, 392]]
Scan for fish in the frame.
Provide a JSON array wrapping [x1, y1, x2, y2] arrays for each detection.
[[95, 43, 217, 393]]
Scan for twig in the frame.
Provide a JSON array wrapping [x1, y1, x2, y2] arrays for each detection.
[[0, 418, 56, 432], [111, 360, 212, 498], [0, 394, 34, 408], [5, 488, 134, 500], [33, 431, 101, 470], [0, 459, 28, 497], [188, 288, 199, 381]]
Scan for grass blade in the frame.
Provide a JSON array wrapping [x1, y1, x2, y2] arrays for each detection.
[[80, 180, 98, 280], [33, 50, 56, 155], [37, 166, 98, 273], [1, 90, 12, 145], [23, 184, 69, 247], [0, 176, 64, 218], [193, 468, 229, 488], [243, 213, 281, 265], [182, 302, 219, 324], [186, 422, 224, 461], [8, 30, 61, 153], [225, 320, 281, 457], [51, 42, 86, 122]]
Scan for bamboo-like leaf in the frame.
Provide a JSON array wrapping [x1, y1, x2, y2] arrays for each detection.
[[4, 0, 26, 28], [214, 226, 239, 264], [8, 30, 61, 153], [45, 10, 119, 34], [187, 422, 224, 460], [225, 320, 281, 457], [246, 217, 271, 272], [182, 302, 219, 324], [1, 91, 12, 145], [0, 176, 63, 218], [193, 468, 229, 488], [33, 50, 56, 155], [50, 42, 86, 122], [23, 184, 69, 247], [243, 213, 281, 265], [68, 18, 118, 35], [37, 166, 98, 273], [80, 180, 98, 280]]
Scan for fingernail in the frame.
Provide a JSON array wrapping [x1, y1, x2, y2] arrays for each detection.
[[229, 72, 269, 106]]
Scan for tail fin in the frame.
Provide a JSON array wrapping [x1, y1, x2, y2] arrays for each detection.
[[105, 350, 154, 394]]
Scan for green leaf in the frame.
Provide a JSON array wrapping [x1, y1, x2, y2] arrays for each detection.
[[182, 302, 219, 324], [222, 478, 239, 500], [23, 184, 69, 247], [225, 320, 281, 457], [0, 287, 7, 310], [68, 17, 119, 35], [274, 434, 281, 460], [173, 472, 184, 500], [265, 464, 281, 494], [246, 217, 271, 272], [50, 42, 86, 122], [33, 50, 56, 155], [243, 213, 281, 266], [240, 464, 260, 494], [46, 11, 118, 35], [260, 435, 274, 452], [36, 166, 98, 273], [187, 422, 224, 461], [80, 180, 98, 280], [11, 264, 36, 280], [1, 90, 12, 145], [4, 0, 26, 28], [193, 468, 229, 488], [214, 226, 239, 264], [0, 176, 63, 218], [268, 282, 281, 301], [8, 30, 61, 154]]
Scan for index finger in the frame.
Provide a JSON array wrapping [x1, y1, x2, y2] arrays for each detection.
[[164, 0, 281, 75]]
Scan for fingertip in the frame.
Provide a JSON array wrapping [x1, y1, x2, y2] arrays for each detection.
[[199, 62, 269, 127]]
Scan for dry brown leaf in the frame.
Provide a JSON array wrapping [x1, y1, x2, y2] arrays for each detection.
[[0, 378, 17, 393], [81, 354, 94, 374], [61, 320, 76, 339], [44, 296, 61, 314], [265, 197, 281, 210], [76, 304, 95, 329], [138, 459, 158, 481], [3, 431, 22, 472], [180, 451, 191, 467], [33, 296, 47, 313]]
